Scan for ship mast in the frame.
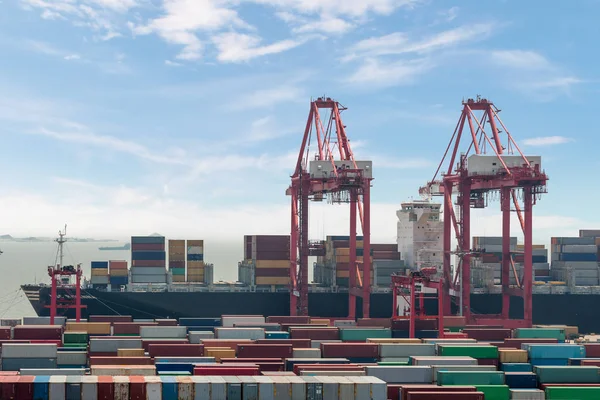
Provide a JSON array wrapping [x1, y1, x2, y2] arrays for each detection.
[[55, 224, 67, 270]]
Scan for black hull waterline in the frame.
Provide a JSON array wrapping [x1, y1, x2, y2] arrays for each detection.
[[20, 285, 598, 333]]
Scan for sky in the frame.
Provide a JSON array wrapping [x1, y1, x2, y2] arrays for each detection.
[[0, 0, 598, 246]]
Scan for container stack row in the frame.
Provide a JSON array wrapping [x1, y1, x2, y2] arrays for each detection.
[[551, 236, 599, 285], [90, 261, 109, 287], [2, 315, 599, 399], [239, 235, 291, 287], [187, 240, 207, 283], [130, 236, 167, 284], [108, 260, 128, 287], [168, 240, 186, 283], [314, 236, 404, 288]]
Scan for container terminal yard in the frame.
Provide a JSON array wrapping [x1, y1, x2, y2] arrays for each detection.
[[10, 97, 600, 399]]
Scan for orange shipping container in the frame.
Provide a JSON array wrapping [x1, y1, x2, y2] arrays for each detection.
[[255, 260, 289, 268], [172, 275, 185, 282], [256, 277, 289, 285], [109, 260, 128, 269]]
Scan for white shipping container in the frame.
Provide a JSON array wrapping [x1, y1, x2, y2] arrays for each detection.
[[57, 351, 87, 366], [509, 389, 545, 400], [91, 365, 156, 376], [140, 326, 187, 339], [130, 274, 167, 284], [361, 376, 388, 400], [81, 376, 98, 400], [20, 368, 86, 376], [365, 365, 432, 384], [410, 356, 479, 366], [293, 348, 321, 358], [49, 376, 66, 400], [561, 244, 598, 253], [23, 316, 67, 326], [2, 343, 58, 358], [0, 318, 21, 327], [302, 370, 365, 376], [187, 246, 204, 254], [214, 327, 265, 340], [145, 376, 162, 400], [221, 316, 266, 328]]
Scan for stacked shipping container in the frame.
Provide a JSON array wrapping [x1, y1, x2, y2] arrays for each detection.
[[168, 240, 186, 283], [187, 240, 205, 283], [108, 260, 128, 287], [551, 236, 600, 285], [239, 235, 290, 286], [130, 236, 167, 284], [90, 261, 109, 286]]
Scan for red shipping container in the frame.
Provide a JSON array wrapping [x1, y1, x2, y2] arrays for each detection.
[[0, 328, 10, 340], [372, 251, 400, 260], [388, 384, 402, 400], [535, 269, 550, 277], [30, 340, 63, 346], [0, 372, 19, 376], [333, 240, 349, 248], [254, 251, 290, 260], [132, 260, 165, 267], [89, 315, 132, 323], [400, 385, 478, 400], [392, 319, 437, 331], [221, 358, 285, 372], [97, 376, 114, 400], [254, 268, 290, 277], [155, 319, 178, 326], [503, 338, 558, 348], [465, 325, 504, 329], [16, 376, 34, 400], [321, 343, 378, 358], [147, 344, 204, 357], [89, 356, 153, 366], [357, 318, 392, 328], [131, 243, 165, 251], [1, 376, 17, 400], [294, 364, 364, 374], [141, 339, 188, 351], [0, 340, 30, 347], [255, 339, 311, 349], [289, 327, 339, 340], [585, 344, 600, 357], [201, 339, 253, 352], [237, 344, 293, 359], [13, 325, 63, 340], [194, 366, 260, 376], [443, 333, 469, 339], [477, 358, 499, 367], [129, 376, 147, 400], [581, 359, 600, 366], [408, 392, 484, 400], [463, 328, 512, 341], [113, 323, 158, 335]]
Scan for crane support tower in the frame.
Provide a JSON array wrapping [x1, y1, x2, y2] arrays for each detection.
[[46, 225, 86, 324], [419, 97, 548, 328], [287, 97, 373, 318], [391, 267, 446, 338]]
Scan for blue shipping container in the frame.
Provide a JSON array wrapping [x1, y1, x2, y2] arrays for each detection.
[[131, 236, 165, 244], [91, 261, 109, 268], [528, 345, 585, 359], [131, 251, 166, 261], [501, 363, 532, 372], [505, 372, 538, 388], [109, 276, 128, 286], [33, 376, 50, 400], [187, 254, 204, 261], [529, 358, 569, 366], [560, 253, 598, 262], [532, 255, 547, 263], [266, 331, 290, 339], [160, 376, 178, 400]]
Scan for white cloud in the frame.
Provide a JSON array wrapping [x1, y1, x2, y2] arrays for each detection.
[[255, 0, 419, 20], [229, 85, 305, 110], [490, 50, 551, 70], [346, 57, 432, 87], [275, 12, 354, 34], [345, 23, 495, 61], [64, 54, 82, 60], [164, 60, 183, 67], [443, 6, 459, 22], [212, 32, 307, 63], [523, 136, 573, 146]]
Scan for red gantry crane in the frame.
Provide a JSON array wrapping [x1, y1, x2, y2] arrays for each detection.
[[287, 97, 373, 318], [419, 97, 548, 329]]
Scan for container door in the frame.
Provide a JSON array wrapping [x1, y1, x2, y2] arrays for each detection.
[[33, 376, 50, 400]]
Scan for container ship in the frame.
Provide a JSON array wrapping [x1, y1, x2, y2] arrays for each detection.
[[20, 207, 600, 333]]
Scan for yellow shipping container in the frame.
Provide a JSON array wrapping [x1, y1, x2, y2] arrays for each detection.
[[517, 244, 545, 250], [310, 318, 330, 325], [66, 322, 111, 335], [256, 277, 290, 285], [188, 261, 205, 268], [336, 255, 350, 263], [188, 240, 204, 246], [169, 240, 185, 246], [172, 275, 185, 282], [91, 268, 109, 276], [255, 260, 289, 268], [118, 349, 145, 357], [498, 349, 528, 363], [205, 348, 235, 362], [336, 248, 350, 256], [110, 269, 128, 277]]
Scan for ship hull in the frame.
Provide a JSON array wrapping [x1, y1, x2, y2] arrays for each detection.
[[21, 285, 598, 333]]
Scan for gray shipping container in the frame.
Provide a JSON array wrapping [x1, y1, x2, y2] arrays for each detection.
[[2, 343, 58, 358], [140, 326, 187, 339], [365, 365, 432, 383], [379, 344, 436, 358], [0, 318, 21, 327], [293, 348, 322, 358], [1, 357, 57, 371], [20, 368, 86, 376], [580, 230, 600, 238], [561, 245, 598, 253], [23, 316, 67, 326], [410, 356, 478, 366], [89, 338, 142, 353], [509, 389, 545, 400], [189, 331, 215, 344], [130, 267, 167, 275], [554, 237, 596, 245], [214, 328, 265, 340], [130, 274, 167, 284], [90, 276, 109, 285], [57, 352, 88, 366]]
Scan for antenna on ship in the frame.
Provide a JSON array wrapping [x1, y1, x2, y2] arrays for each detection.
[[55, 224, 67, 270]]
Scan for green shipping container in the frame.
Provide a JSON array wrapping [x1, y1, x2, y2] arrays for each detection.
[[536, 366, 600, 384], [438, 345, 499, 359], [545, 387, 600, 399], [339, 328, 391, 341], [514, 328, 565, 341], [475, 385, 510, 400], [63, 332, 88, 344], [437, 371, 505, 385], [378, 361, 409, 366], [62, 344, 88, 349], [170, 268, 185, 275]]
